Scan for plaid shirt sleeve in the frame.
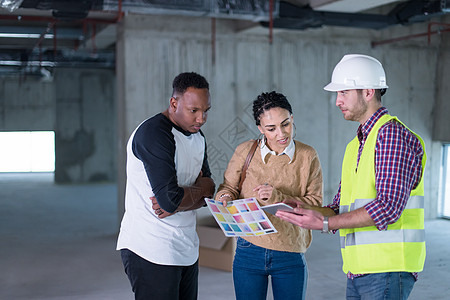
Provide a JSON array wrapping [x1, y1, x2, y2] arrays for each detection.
[[364, 121, 424, 231], [327, 182, 341, 215]]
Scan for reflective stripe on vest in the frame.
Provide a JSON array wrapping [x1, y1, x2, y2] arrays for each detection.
[[340, 229, 425, 248], [339, 195, 424, 214]]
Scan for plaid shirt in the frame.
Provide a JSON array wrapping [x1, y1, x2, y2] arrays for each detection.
[[327, 107, 424, 280]]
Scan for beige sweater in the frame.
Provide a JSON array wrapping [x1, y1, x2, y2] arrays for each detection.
[[215, 139, 323, 253]]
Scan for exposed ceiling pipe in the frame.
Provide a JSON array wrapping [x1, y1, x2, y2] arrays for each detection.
[[24, 20, 56, 75], [211, 17, 215, 66], [1, 0, 449, 75], [53, 22, 56, 58], [261, 1, 449, 31], [0, 0, 124, 74], [371, 22, 450, 47], [91, 23, 96, 54], [117, 0, 123, 22], [427, 22, 450, 43], [0, 12, 120, 25], [32, 21, 55, 51], [0, 0, 24, 12], [38, 41, 42, 71], [100, 0, 274, 22], [269, 0, 274, 44], [310, 0, 402, 13]]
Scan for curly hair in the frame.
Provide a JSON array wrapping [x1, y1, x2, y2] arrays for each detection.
[[252, 91, 292, 126], [172, 72, 209, 96]]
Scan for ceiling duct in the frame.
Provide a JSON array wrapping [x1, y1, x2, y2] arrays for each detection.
[[101, 0, 278, 21], [309, 0, 402, 13], [0, 0, 24, 12], [0, 48, 115, 69], [261, 0, 450, 30], [0, 0, 449, 76], [19, 0, 97, 20], [389, 0, 448, 24]]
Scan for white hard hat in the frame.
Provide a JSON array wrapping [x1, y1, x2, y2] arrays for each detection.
[[323, 54, 389, 91]]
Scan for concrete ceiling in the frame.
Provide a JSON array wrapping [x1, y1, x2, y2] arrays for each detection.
[[0, 0, 448, 77]]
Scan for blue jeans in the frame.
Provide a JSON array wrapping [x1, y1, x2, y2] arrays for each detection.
[[346, 272, 415, 300], [233, 237, 307, 300]]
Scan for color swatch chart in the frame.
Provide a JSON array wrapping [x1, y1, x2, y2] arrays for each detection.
[[205, 197, 277, 237]]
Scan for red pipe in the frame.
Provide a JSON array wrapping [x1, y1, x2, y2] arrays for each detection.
[[427, 22, 450, 44], [91, 23, 97, 54], [82, 19, 88, 39], [53, 23, 57, 59], [211, 17, 216, 66], [269, 0, 273, 44], [33, 21, 56, 48], [117, 0, 124, 22], [39, 43, 42, 68], [371, 22, 450, 47]]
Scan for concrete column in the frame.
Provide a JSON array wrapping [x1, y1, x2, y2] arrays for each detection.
[[432, 17, 450, 142]]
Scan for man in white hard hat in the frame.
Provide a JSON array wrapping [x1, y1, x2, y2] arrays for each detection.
[[276, 54, 426, 299]]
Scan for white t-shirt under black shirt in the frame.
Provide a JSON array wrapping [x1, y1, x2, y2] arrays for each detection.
[[117, 113, 211, 266]]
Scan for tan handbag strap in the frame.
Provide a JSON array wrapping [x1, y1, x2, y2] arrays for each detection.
[[238, 139, 259, 192]]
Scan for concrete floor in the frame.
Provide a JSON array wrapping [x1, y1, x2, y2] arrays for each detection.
[[1, 173, 449, 300]]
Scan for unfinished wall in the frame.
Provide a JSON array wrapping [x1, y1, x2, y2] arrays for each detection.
[[0, 68, 116, 184], [54, 68, 116, 183], [116, 13, 446, 220], [0, 78, 55, 130]]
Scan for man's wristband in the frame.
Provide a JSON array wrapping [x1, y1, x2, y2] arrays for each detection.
[[322, 216, 331, 234]]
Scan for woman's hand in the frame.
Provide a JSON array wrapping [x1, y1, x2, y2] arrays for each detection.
[[253, 183, 273, 201], [218, 194, 233, 207]]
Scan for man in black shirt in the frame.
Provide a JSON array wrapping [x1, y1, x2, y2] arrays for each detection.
[[117, 72, 215, 300]]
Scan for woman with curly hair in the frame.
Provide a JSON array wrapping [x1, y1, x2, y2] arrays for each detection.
[[215, 91, 323, 300]]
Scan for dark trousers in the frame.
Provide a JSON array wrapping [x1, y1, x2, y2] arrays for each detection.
[[120, 249, 198, 300]]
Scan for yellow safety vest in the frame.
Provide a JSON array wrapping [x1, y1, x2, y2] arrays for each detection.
[[340, 114, 426, 274]]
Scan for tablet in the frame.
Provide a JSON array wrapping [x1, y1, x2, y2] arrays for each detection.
[[261, 203, 295, 215]]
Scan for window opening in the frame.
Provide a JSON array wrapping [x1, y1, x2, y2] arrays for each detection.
[[0, 131, 55, 172]]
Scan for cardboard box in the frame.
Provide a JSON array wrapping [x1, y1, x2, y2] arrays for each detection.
[[197, 220, 236, 272]]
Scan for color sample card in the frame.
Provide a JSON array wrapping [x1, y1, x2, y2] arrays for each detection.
[[205, 197, 277, 237]]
